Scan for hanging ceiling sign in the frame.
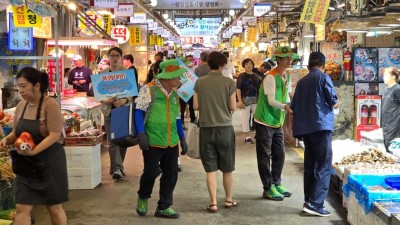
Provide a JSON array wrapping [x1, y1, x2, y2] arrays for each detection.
[[147, 19, 154, 29], [152, 0, 243, 9], [33, 17, 52, 39], [129, 26, 141, 45], [231, 26, 242, 34], [111, 25, 130, 44], [175, 18, 221, 36], [102, 14, 112, 35], [115, 3, 134, 17], [253, 3, 272, 17], [174, 9, 224, 16], [130, 13, 146, 24], [94, 0, 118, 8], [12, 5, 42, 28], [300, 0, 331, 24], [242, 16, 257, 27], [79, 10, 104, 36], [8, 13, 33, 51]]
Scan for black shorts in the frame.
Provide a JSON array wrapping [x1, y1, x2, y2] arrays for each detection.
[[200, 126, 235, 173]]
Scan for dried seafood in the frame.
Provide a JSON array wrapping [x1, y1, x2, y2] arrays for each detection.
[[335, 148, 398, 165]]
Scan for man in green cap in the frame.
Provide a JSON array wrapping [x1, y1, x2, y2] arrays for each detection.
[[253, 46, 295, 201], [135, 59, 188, 219]]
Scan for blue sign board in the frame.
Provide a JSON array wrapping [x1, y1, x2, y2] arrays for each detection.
[[176, 58, 198, 102], [8, 13, 33, 51], [91, 69, 138, 102]]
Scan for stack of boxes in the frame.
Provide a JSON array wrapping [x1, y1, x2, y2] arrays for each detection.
[[64, 144, 101, 189]]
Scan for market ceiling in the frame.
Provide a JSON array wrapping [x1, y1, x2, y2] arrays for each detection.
[[73, 0, 400, 38]]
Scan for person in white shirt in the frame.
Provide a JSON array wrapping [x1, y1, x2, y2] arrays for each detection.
[[222, 52, 236, 79]]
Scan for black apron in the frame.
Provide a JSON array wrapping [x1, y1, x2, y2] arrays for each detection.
[[11, 96, 68, 205]]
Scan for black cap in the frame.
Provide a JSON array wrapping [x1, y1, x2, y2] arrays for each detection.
[[309, 52, 326, 63]]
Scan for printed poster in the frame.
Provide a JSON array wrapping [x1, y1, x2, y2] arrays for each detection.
[[91, 70, 138, 102], [176, 58, 198, 102]]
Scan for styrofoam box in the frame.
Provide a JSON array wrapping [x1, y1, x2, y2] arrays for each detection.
[[347, 192, 385, 225], [64, 144, 101, 170], [68, 169, 101, 190]]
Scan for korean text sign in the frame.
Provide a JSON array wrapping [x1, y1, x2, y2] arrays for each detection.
[[12, 5, 42, 28], [8, 13, 33, 51], [176, 58, 198, 102], [300, 0, 331, 24], [91, 70, 138, 101]]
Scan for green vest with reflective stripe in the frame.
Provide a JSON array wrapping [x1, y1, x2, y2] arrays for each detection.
[[145, 85, 180, 148], [254, 73, 290, 127]]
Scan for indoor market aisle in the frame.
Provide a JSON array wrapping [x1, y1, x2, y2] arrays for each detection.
[[32, 132, 349, 225]]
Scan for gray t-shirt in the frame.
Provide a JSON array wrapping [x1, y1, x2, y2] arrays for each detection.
[[194, 64, 212, 78], [194, 71, 236, 127]]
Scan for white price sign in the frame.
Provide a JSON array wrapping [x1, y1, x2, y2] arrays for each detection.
[[253, 3, 271, 17], [94, 0, 118, 8], [130, 13, 146, 24], [111, 25, 130, 44], [115, 4, 134, 17]]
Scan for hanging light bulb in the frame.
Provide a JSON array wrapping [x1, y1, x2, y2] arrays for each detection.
[[65, 46, 77, 58], [239, 0, 246, 3], [49, 49, 64, 57], [229, 10, 235, 17], [150, 0, 157, 7], [163, 11, 168, 19], [224, 17, 229, 22]]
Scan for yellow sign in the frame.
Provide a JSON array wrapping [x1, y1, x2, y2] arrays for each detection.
[[156, 36, 164, 46], [79, 11, 104, 36], [129, 27, 141, 45], [12, 5, 42, 28], [315, 24, 325, 41], [149, 34, 156, 46], [102, 14, 112, 35], [300, 0, 331, 25]]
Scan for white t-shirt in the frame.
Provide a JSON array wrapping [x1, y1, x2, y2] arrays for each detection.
[[222, 61, 236, 79]]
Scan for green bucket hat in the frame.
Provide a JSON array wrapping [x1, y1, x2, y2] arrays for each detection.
[[271, 46, 299, 61], [156, 59, 188, 79]]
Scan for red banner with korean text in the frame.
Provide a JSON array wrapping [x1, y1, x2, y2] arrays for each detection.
[[299, 0, 331, 25], [46, 56, 63, 92]]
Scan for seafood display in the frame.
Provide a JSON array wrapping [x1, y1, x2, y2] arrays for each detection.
[[354, 48, 378, 81], [335, 148, 398, 165], [378, 48, 400, 81]]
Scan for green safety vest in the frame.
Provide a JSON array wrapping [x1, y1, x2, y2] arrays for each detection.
[[254, 71, 290, 127], [145, 85, 180, 148]]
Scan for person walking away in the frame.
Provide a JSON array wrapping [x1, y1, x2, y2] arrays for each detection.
[[122, 54, 139, 89], [381, 67, 400, 152], [291, 52, 340, 217], [222, 51, 236, 79], [194, 52, 211, 78], [193, 51, 238, 213], [1, 67, 68, 225], [100, 47, 133, 180], [68, 55, 92, 92], [236, 58, 260, 144], [146, 52, 164, 84], [135, 59, 188, 219], [253, 46, 295, 201]]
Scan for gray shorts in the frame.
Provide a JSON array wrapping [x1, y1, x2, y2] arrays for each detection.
[[200, 126, 235, 173]]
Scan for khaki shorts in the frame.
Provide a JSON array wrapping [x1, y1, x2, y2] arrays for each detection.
[[200, 126, 235, 173]]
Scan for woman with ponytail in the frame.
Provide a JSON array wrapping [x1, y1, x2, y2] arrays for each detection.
[[0, 67, 68, 225]]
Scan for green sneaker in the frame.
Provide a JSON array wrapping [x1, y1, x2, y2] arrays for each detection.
[[275, 184, 292, 197], [263, 184, 284, 201], [154, 207, 180, 219], [136, 197, 148, 216]]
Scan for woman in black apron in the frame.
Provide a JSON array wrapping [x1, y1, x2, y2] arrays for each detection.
[[0, 67, 68, 225]]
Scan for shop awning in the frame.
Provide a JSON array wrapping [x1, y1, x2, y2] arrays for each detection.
[[47, 37, 117, 46]]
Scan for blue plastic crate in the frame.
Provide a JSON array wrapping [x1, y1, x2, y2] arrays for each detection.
[[342, 174, 400, 214], [385, 177, 400, 190]]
